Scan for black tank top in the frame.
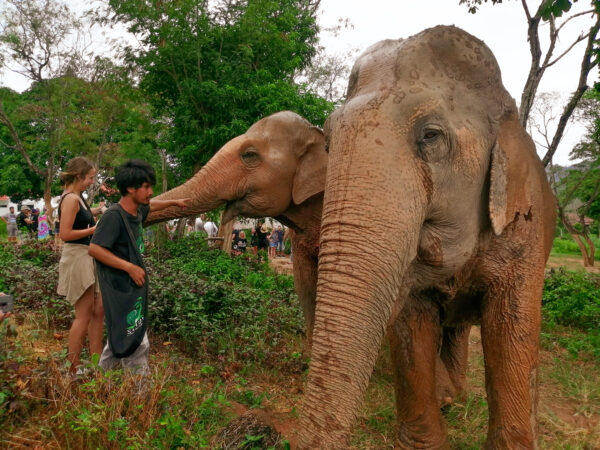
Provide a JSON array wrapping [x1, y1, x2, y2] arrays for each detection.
[[58, 193, 95, 245]]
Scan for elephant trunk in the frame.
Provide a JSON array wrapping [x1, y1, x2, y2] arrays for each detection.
[[145, 137, 245, 225], [297, 115, 429, 448]]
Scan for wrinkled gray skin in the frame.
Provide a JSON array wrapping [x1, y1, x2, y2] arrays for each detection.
[[297, 26, 556, 449]]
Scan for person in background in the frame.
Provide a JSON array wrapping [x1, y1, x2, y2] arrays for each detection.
[[231, 228, 240, 252], [203, 219, 218, 237], [276, 225, 285, 257], [37, 209, 50, 240], [57, 157, 106, 374], [30, 209, 39, 240], [194, 214, 205, 233], [257, 223, 269, 254], [16, 206, 33, 242], [1, 206, 18, 243], [237, 230, 247, 254], [268, 226, 279, 258]]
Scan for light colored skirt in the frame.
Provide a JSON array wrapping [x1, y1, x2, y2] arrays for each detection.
[[57, 243, 99, 305]]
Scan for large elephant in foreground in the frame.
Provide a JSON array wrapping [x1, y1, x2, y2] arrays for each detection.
[[292, 25, 555, 448]]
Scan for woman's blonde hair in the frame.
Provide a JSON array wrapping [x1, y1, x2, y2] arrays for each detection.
[[59, 157, 95, 185]]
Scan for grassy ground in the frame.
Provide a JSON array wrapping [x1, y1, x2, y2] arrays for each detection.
[[1, 254, 598, 448], [2, 311, 599, 449]]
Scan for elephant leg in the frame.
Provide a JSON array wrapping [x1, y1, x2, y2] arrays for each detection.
[[389, 296, 448, 449], [291, 244, 318, 348], [437, 325, 471, 404], [481, 272, 542, 449]]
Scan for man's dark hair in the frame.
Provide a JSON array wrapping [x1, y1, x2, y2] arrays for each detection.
[[115, 159, 156, 196]]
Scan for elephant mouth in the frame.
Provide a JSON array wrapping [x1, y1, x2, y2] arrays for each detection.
[[222, 196, 246, 225]]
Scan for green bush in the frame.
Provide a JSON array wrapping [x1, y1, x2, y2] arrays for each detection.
[[542, 268, 600, 361], [543, 268, 600, 330], [146, 235, 302, 362], [551, 236, 600, 259]]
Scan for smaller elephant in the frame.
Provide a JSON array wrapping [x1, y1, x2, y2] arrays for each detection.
[[146, 111, 469, 405], [146, 111, 327, 342]]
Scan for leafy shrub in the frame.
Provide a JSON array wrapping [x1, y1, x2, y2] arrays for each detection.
[[542, 268, 600, 361], [146, 235, 303, 362], [0, 242, 71, 327], [543, 268, 600, 330], [551, 236, 600, 259]]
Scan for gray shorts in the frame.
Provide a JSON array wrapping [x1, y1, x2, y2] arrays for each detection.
[[99, 332, 150, 375], [6, 224, 17, 237]]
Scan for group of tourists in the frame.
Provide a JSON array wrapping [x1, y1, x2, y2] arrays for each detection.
[[1, 205, 52, 242], [231, 223, 287, 257]]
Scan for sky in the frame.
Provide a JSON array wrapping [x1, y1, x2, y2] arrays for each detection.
[[1, 0, 597, 165]]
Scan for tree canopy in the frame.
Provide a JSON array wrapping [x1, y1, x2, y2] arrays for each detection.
[[100, 0, 334, 180]]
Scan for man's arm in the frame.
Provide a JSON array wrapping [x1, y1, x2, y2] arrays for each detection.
[[0, 217, 7, 224], [149, 198, 189, 213], [90, 202, 106, 216], [89, 243, 146, 287]]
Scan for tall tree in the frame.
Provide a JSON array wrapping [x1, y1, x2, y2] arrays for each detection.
[[460, 0, 600, 166], [550, 88, 600, 266], [99, 0, 334, 181], [0, 0, 87, 217]]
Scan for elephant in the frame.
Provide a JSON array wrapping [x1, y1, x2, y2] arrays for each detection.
[[292, 25, 555, 449], [145, 111, 328, 344], [145, 110, 470, 407]]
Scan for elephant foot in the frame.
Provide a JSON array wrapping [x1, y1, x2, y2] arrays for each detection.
[[484, 427, 535, 450], [396, 425, 449, 450]]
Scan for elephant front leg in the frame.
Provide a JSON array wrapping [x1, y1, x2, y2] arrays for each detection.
[[389, 296, 448, 449], [481, 274, 542, 449]]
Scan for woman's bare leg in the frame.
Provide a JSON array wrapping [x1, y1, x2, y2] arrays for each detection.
[[67, 285, 94, 372], [87, 291, 104, 358]]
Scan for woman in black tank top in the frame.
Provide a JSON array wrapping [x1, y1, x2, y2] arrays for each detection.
[[57, 157, 106, 374]]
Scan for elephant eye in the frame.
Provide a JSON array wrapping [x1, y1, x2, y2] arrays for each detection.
[[420, 128, 441, 143], [241, 147, 260, 166]]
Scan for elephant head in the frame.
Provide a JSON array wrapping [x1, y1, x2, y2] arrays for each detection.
[[297, 26, 555, 448], [145, 111, 327, 227]]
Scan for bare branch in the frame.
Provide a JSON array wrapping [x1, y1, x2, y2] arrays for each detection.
[[543, 31, 591, 69], [554, 9, 595, 34]]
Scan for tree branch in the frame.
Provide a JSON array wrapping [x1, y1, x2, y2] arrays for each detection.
[[542, 31, 591, 69], [542, 13, 600, 166]]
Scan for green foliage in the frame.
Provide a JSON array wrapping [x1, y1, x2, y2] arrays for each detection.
[[552, 235, 600, 258], [459, 0, 579, 18], [542, 268, 600, 360], [0, 241, 71, 327], [543, 268, 600, 330], [101, 0, 334, 180], [147, 234, 302, 361]]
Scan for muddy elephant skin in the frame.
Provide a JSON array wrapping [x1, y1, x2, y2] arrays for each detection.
[[145, 111, 327, 340], [297, 26, 556, 449]]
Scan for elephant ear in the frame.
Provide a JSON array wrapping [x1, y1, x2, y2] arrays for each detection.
[[292, 127, 328, 205], [489, 112, 534, 235]]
